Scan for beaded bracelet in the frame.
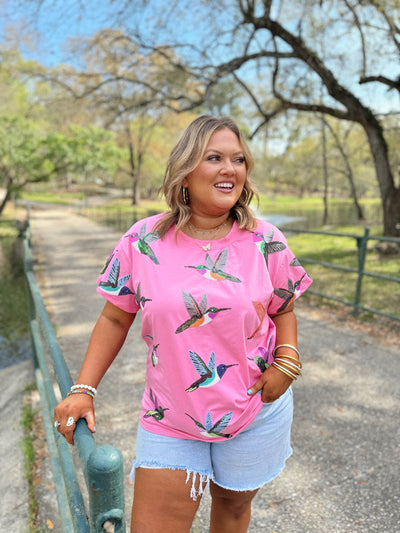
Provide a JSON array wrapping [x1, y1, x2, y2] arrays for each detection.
[[272, 362, 298, 380], [70, 384, 97, 396], [273, 344, 300, 357], [67, 389, 95, 399]]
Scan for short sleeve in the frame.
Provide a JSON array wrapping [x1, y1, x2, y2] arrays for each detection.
[[96, 234, 140, 314], [264, 224, 312, 315]]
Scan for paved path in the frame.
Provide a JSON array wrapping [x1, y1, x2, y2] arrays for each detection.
[[23, 205, 400, 532]]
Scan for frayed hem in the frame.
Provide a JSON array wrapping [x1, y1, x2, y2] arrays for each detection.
[[130, 461, 211, 501]]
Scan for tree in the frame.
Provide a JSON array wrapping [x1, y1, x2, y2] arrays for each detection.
[[39, 28, 199, 204], [5, 0, 400, 233], [0, 116, 121, 214], [125, 0, 400, 235]]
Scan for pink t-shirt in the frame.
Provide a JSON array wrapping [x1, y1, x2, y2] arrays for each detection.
[[96, 213, 312, 441]]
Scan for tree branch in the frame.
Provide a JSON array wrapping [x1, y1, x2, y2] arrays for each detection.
[[359, 75, 400, 93]]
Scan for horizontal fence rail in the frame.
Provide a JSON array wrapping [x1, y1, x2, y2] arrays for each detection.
[[287, 227, 400, 322], [22, 214, 126, 533]]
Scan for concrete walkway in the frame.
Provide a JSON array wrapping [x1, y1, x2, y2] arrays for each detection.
[[9, 204, 400, 532]]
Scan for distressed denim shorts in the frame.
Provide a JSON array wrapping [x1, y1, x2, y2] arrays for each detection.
[[130, 387, 293, 499]]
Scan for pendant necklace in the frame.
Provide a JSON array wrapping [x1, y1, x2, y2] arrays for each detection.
[[188, 218, 230, 251]]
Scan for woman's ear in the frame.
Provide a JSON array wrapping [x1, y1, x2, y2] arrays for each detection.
[[182, 177, 188, 187]]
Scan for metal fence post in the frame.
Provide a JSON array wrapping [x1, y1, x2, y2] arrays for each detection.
[[353, 227, 370, 316], [87, 445, 126, 532]]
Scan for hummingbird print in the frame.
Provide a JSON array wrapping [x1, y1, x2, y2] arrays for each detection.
[[144, 335, 159, 367], [185, 350, 238, 392], [185, 248, 241, 283], [247, 339, 273, 373], [98, 257, 133, 295], [185, 411, 233, 439], [144, 389, 169, 421], [100, 251, 115, 274], [247, 301, 267, 340], [126, 223, 160, 265], [253, 229, 286, 267], [175, 291, 231, 334], [135, 282, 152, 309], [290, 257, 303, 267], [274, 273, 306, 312]]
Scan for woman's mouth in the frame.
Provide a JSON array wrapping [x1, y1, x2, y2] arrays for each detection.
[[214, 182, 234, 192]]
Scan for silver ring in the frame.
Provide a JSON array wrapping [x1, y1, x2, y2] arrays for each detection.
[[54, 421, 61, 429], [66, 416, 75, 427]]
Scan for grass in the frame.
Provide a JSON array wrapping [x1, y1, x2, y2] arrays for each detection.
[[0, 205, 30, 341], [21, 384, 45, 533], [21, 190, 84, 204], [287, 224, 400, 321]]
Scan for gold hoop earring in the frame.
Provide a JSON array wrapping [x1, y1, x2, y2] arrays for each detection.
[[182, 187, 189, 205]]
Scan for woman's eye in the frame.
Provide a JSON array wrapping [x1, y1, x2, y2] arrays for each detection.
[[235, 157, 246, 164], [207, 154, 220, 161]]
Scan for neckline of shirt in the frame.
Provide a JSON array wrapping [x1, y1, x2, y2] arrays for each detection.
[[175, 220, 249, 249]]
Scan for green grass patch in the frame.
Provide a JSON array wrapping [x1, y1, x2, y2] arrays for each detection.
[[287, 224, 400, 320], [0, 212, 30, 340], [21, 190, 84, 204], [21, 384, 45, 533]]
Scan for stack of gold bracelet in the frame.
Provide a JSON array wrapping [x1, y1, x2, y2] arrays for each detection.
[[272, 344, 302, 380]]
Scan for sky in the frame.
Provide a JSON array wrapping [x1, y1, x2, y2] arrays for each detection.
[[0, 0, 398, 117]]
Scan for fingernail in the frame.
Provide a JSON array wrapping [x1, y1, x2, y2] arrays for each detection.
[[247, 389, 253, 395], [93, 426, 96, 432]]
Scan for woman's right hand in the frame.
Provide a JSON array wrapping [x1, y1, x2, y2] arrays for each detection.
[[54, 394, 96, 445]]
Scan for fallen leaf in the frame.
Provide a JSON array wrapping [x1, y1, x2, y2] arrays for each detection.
[[46, 519, 54, 529]]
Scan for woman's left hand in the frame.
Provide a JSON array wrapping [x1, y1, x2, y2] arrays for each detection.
[[247, 365, 293, 403]]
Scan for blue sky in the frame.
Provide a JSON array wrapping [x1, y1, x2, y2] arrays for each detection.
[[0, 0, 398, 116]]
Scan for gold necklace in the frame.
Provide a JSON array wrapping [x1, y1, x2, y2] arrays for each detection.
[[188, 218, 229, 238]]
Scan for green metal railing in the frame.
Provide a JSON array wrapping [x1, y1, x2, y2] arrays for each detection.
[[22, 219, 126, 532], [287, 227, 400, 322]]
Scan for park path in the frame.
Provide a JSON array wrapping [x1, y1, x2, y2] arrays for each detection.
[[26, 204, 400, 532]]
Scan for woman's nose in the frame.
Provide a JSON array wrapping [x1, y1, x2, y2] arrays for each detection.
[[221, 159, 235, 174]]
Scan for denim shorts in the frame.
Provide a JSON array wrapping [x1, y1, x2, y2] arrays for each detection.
[[130, 387, 293, 499]]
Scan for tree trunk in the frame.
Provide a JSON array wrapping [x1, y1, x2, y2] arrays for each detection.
[[0, 186, 11, 217], [321, 116, 329, 225], [132, 172, 140, 206], [363, 121, 400, 237]]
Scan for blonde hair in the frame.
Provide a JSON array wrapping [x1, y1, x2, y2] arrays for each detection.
[[155, 115, 258, 237]]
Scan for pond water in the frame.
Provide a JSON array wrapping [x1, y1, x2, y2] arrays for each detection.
[[259, 201, 382, 230], [0, 237, 32, 369]]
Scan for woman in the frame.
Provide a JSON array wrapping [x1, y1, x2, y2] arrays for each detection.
[[54, 115, 312, 533]]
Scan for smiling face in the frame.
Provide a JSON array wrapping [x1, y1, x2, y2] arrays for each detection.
[[183, 128, 247, 220]]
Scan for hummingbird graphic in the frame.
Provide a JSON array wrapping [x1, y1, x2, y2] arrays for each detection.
[[290, 257, 303, 267], [247, 339, 273, 373], [185, 411, 233, 439], [247, 301, 267, 340], [185, 350, 238, 392], [98, 257, 133, 295], [143, 335, 159, 367], [144, 389, 169, 421], [100, 251, 115, 274], [185, 248, 241, 283], [274, 273, 306, 312], [175, 291, 231, 334], [126, 223, 160, 265], [135, 282, 152, 309], [253, 229, 286, 267]]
